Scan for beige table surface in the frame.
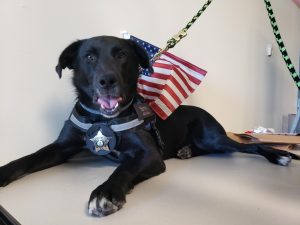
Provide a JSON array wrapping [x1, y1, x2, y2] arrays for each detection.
[[0, 153, 299, 225]]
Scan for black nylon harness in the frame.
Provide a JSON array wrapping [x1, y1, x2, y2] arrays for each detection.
[[69, 99, 164, 162]]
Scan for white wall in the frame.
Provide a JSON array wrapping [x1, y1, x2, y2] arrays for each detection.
[[0, 0, 299, 163]]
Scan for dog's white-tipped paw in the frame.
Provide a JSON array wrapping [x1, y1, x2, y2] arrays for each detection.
[[88, 196, 120, 217], [88, 198, 100, 216], [277, 155, 292, 166]]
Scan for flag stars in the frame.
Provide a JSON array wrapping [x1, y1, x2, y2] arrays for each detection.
[[130, 35, 160, 76]]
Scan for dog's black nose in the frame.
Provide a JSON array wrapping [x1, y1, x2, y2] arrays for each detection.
[[99, 76, 117, 89]]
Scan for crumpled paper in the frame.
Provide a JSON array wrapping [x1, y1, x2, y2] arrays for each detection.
[[245, 126, 275, 134]]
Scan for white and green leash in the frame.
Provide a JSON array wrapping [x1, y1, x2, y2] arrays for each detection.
[[264, 0, 300, 89], [152, 0, 213, 61], [154, 0, 299, 90]]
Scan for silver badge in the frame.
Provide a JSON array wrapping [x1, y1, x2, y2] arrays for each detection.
[[86, 123, 117, 155], [89, 129, 112, 152]]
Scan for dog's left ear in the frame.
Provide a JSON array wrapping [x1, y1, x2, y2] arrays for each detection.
[[127, 40, 153, 73], [55, 40, 83, 78]]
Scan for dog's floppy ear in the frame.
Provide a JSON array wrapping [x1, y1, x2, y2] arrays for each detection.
[[55, 40, 83, 78], [127, 40, 153, 73]]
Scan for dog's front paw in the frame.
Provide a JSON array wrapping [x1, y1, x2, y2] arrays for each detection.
[[88, 183, 126, 217]]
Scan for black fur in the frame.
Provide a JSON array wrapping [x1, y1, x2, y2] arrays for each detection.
[[0, 36, 298, 217]]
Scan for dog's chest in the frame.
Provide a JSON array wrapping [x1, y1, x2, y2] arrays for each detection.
[[70, 101, 160, 162]]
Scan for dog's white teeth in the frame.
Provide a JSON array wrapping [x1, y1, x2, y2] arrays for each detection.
[[113, 102, 119, 110], [100, 102, 118, 111]]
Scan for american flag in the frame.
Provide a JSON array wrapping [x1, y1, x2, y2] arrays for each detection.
[[129, 35, 207, 120]]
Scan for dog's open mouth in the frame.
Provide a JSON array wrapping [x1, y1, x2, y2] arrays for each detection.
[[96, 96, 123, 116]]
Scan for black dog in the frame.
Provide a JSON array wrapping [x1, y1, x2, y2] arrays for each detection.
[[0, 36, 298, 217]]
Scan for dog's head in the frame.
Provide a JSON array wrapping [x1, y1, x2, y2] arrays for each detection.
[[56, 36, 152, 118]]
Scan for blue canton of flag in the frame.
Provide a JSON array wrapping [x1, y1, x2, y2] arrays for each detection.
[[129, 36, 160, 76]]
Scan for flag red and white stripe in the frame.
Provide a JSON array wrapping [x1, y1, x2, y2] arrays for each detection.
[[137, 51, 207, 120]]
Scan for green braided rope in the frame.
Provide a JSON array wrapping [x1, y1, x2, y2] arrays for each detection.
[[166, 0, 213, 49], [152, 0, 213, 61], [264, 0, 300, 89], [184, 0, 213, 31]]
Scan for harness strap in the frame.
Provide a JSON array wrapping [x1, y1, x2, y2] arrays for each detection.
[[70, 113, 92, 130], [111, 118, 144, 132], [70, 110, 144, 132]]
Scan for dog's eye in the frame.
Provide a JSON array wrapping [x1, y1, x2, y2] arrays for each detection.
[[86, 54, 96, 62], [116, 51, 126, 60]]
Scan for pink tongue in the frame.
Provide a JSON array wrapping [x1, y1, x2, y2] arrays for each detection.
[[97, 97, 118, 109]]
